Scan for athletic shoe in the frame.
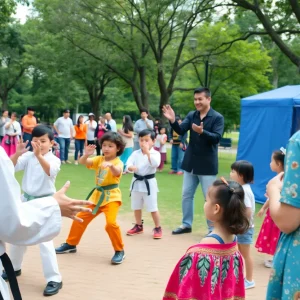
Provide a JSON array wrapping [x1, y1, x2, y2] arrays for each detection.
[[61, 161, 66, 164], [74, 161, 78, 165], [177, 171, 183, 175], [245, 279, 255, 290], [2, 269, 21, 281], [111, 250, 125, 264], [55, 243, 77, 254], [168, 171, 177, 174], [66, 160, 72, 164], [127, 224, 143, 236], [153, 227, 162, 239], [264, 259, 273, 268]]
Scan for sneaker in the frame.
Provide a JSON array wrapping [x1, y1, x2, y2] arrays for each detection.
[[153, 227, 162, 239], [127, 224, 143, 236], [264, 259, 273, 268], [2, 269, 21, 281], [74, 161, 78, 165], [61, 161, 66, 164], [168, 171, 177, 174], [66, 160, 72, 164], [245, 279, 255, 290], [177, 171, 183, 175], [55, 243, 77, 254], [111, 250, 125, 265]]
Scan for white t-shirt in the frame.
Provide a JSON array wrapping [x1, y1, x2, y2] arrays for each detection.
[[4, 120, 21, 136], [154, 134, 167, 153], [242, 184, 255, 228], [108, 119, 117, 132], [85, 120, 97, 140], [126, 148, 161, 193], [15, 151, 61, 197], [54, 117, 73, 138]]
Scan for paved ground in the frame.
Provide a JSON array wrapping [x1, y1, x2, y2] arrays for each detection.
[[15, 216, 270, 300]]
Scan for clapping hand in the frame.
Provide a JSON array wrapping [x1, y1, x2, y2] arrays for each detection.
[[140, 141, 150, 154], [102, 162, 113, 169], [192, 122, 204, 134], [84, 144, 96, 156], [162, 105, 175, 123], [15, 139, 29, 156], [31, 141, 42, 157], [54, 181, 93, 222]]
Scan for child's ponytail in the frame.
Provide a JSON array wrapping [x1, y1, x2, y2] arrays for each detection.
[[212, 180, 250, 235]]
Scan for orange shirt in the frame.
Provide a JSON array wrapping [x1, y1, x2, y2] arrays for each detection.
[[22, 115, 37, 134], [73, 124, 87, 140], [87, 156, 123, 206]]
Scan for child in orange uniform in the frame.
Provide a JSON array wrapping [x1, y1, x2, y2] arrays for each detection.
[[55, 132, 126, 264]]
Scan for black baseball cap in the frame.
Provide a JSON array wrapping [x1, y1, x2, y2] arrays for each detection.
[[63, 109, 70, 113], [27, 106, 35, 111]]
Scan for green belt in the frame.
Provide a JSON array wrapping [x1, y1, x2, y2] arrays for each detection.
[[23, 192, 53, 201], [86, 184, 119, 215]]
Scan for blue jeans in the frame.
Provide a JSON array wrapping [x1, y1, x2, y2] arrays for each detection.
[[74, 139, 85, 160], [171, 145, 184, 172], [181, 171, 216, 232], [23, 132, 32, 151], [58, 137, 70, 162]]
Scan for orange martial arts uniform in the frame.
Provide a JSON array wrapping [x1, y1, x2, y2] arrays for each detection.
[[67, 156, 124, 251]]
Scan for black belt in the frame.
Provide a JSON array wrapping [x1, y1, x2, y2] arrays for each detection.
[[0, 253, 22, 300], [130, 174, 155, 196]]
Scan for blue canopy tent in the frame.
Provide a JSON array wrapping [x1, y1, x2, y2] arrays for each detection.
[[237, 85, 300, 203]]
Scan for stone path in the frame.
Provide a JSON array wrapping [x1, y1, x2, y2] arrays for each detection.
[[17, 216, 270, 300]]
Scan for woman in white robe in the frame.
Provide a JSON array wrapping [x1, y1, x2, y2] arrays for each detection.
[[0, 145, 92, 299]]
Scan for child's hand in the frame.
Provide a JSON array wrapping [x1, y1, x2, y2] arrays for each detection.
[[84, 144, 96, 156], [141, 142, 150, 154], [31, 141, 42, 157], [16, 139, 29, 156], [257, 208, 265, 218], [102, 162, 113, 169], [128, 166, 138, 172]]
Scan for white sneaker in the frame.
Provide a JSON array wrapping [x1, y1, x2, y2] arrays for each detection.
[[74, 161, 78, 165], [264, 259, 273, 268], [245, 279, 255, 290]]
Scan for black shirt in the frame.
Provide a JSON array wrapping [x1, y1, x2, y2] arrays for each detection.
[[170, 108, 224, 175]]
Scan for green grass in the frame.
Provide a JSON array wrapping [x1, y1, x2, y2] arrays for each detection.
[[15, 148, 263, 237]]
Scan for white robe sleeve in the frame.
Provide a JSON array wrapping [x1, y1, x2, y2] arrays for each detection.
[[0, 147, 61, 247]]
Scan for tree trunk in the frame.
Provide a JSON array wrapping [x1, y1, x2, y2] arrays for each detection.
[[131, 82, 143, 112], [88, 87, 100, 118], [0, 89, 8, 110], [139, 66, 149, 109], [157, 68, 170, 118]]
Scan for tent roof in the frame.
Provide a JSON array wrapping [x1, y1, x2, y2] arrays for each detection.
[[242, 85, 300, 107]]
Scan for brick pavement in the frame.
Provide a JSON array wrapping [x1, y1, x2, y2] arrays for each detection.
[[17, 216, 269, 300]]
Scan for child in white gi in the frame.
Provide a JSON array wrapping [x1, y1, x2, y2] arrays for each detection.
[[2, 125, 63, 296], [126, 129, 162, 239]]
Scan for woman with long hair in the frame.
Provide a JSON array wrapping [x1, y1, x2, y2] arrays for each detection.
[[73, 115, 87, 165], [118, 115, 134, 173]]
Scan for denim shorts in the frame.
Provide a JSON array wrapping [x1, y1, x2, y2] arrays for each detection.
[[237, 227, 254, 245]]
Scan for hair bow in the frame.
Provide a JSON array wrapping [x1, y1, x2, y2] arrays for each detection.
[[280, 147, 286, 155]]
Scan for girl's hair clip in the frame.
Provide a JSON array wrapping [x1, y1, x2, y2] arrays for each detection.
[[280, 147, 286, 155], [220, 176, 235, 193]]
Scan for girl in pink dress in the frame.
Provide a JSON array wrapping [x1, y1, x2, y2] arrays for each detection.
[[163, 178, 249, 300], [255, 148, 285, 268]]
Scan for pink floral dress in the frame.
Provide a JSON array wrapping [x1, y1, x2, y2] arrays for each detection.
[[255, 208, 281, 255], [163, 240, 245, 300]]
